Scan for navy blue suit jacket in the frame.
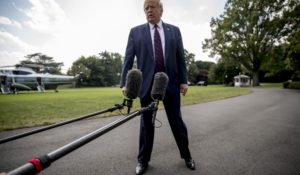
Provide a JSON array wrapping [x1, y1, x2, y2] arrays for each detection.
[[121, 22, 187, 98]]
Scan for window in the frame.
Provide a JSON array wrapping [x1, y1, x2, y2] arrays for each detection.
[[13, 70, 32, 75]]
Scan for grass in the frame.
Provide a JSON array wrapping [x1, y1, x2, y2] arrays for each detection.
[[0, 86, 251, 131], [259, 82, 283, 88], [181, 85, 251, 104]]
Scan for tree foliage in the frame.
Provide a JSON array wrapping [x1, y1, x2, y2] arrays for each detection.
[[209, 59, 243, 85], [203, 0, 300, 86], [187, 60, 215, 85], [19, 53, 63, 74], [68, 51, 122, 87], [184, 49, 195, 68], [281, 28, 300, 80]]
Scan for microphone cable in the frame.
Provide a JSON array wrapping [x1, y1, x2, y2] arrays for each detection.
[[153, 117, 162, 128]]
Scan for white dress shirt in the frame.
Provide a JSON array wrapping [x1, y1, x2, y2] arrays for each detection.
[[149, 21, 165, 59]]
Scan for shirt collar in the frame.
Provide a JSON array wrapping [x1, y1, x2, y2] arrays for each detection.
[[149, 20, 163, 30]]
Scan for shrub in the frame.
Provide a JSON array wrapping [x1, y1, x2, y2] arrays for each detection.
[[283, 81, 290, 88], [287, 82, 300, 89]]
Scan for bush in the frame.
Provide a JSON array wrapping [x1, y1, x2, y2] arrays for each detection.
[[287, 82, 300, 89], [283, 81, 290, 88], [228, 82, 234, 87]]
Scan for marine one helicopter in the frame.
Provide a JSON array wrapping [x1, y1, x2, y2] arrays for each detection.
[[0, 64, 74, 94]]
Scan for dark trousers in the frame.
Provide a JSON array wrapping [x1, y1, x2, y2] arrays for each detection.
[[138, 88, 191, 164]]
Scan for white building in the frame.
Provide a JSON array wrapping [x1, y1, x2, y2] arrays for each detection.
[[234, 74, 250, 87]]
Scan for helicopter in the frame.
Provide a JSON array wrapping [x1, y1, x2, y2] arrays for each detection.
[[0, 65, 75, 94]]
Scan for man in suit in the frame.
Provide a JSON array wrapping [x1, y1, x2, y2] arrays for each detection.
[[120, 0, 195, 174]]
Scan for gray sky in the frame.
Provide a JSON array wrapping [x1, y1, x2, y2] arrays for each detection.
[[0, 0, 226, 73]]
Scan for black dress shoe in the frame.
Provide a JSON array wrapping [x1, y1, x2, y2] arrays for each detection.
[[185, 158, 196, 170], [136, 163, 148, 175]]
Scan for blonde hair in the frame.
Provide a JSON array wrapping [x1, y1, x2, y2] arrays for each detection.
[[144, 0, 163, 10]]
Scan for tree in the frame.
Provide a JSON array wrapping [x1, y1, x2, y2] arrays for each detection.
[[68, 55, 105, 86], [260, 45, 294, 82], [207, 64, 216, 84], [187, 63, 199, 84], [184, 49, 197, 84], [283, 28, 300, 80], [203, 0, 299, 86], [208, 62, 224, 84], [68, 51, 123, 87], [20, 53, 63, 74], [99, 51, 122, 86], [67, 56, 93, 86], [261, 3, 300, 81], [282, 2, 300, 80], [184, 49, 195, 68], [187, 59, 215, 85]]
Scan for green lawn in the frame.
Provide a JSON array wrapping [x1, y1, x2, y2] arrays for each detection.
[[259, 82, 283, 88], [0, 86, 251, 131]]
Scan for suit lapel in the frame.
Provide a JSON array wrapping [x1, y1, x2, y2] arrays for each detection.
[[163, 22, 171, 64], [143, 23, 154, 60]]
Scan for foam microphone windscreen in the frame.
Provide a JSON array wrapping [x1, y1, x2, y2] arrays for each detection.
[[125, 69, 142, 99], [151, 72, 169, 100]]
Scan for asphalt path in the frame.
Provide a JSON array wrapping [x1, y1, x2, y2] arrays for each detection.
[[0, 88, 300, 175]]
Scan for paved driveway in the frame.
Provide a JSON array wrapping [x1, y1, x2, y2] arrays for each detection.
[[0, 88, 300, 175]]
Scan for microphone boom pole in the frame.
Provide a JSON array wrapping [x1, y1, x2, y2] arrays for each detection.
[[0, 104, 125, 144], [7, 102, 158, 175]]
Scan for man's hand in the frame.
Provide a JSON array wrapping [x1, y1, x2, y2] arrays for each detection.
[[180, 84, 188, 96], [121, 86, 126, 96]]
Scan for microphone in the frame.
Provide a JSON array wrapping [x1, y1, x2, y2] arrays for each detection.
[[123, 69, 142, 113], [151, 72, 169, 100], [150, 72, 169, 125]]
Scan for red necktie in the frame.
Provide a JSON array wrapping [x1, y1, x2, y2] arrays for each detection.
[[154, 24, 165, 72]]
